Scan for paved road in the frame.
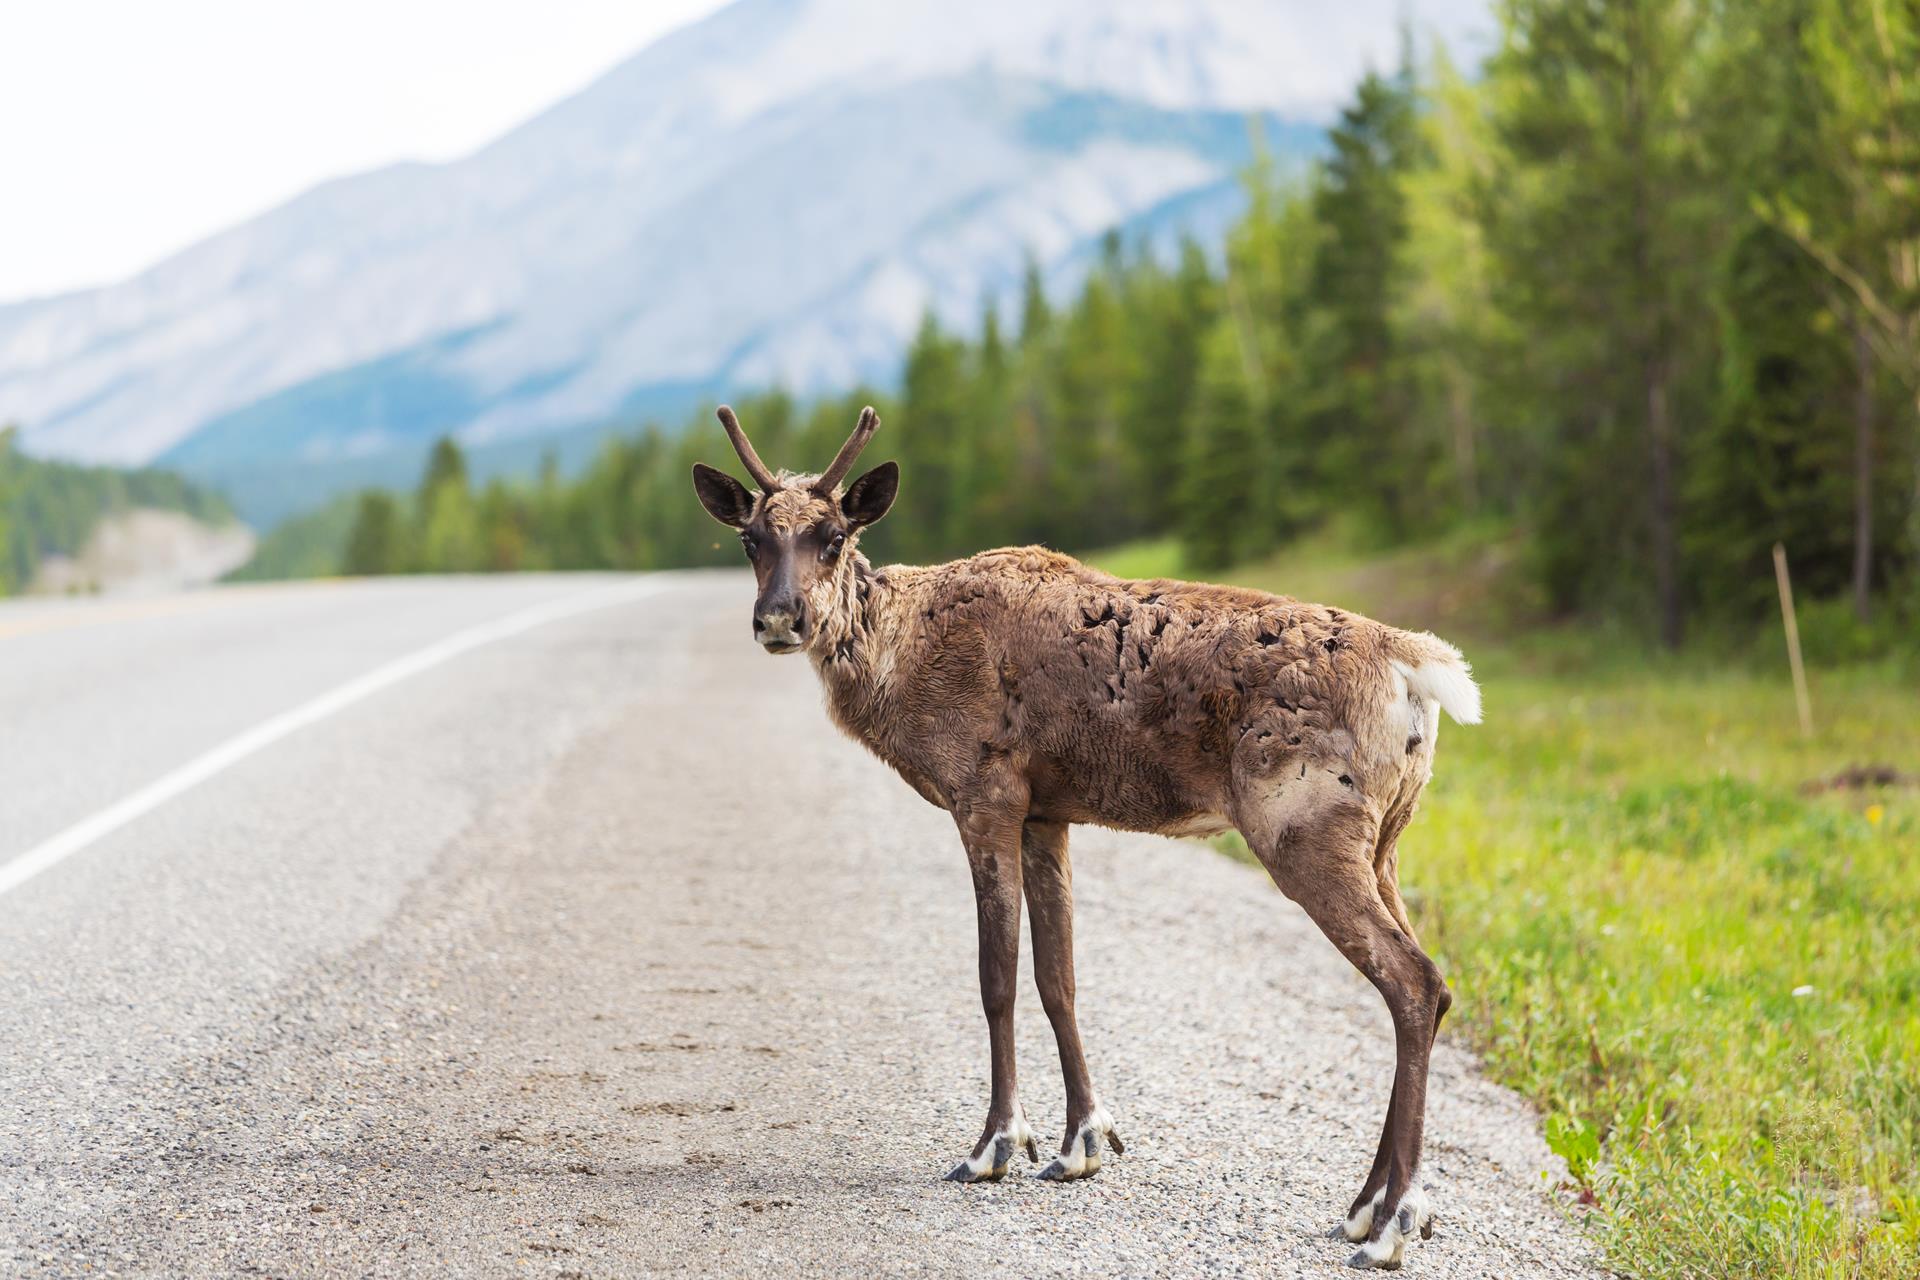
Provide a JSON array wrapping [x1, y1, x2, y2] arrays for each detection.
[[0, 574, 1599, 1277]]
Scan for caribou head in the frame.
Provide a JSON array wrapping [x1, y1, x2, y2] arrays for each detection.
[[691, 405, 898, 654]]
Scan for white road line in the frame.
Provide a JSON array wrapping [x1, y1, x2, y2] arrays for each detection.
[[0, 577, 669, 901]]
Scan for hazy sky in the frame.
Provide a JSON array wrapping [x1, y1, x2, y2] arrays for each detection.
[[0, 0, 730, 303]]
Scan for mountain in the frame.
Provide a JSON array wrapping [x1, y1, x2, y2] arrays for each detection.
[[0, 0, 1484, 523]]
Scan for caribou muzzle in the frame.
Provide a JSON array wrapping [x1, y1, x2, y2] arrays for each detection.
[[753, 595, 808, 653]]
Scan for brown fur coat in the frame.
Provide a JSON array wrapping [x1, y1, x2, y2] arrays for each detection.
[[806, 544, 1478, 851]]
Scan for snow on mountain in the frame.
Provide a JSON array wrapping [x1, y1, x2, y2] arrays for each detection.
[[0, 0, 1486, 518]]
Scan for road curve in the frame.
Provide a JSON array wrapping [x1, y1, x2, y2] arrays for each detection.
[[0, 573, 1599, 1277]]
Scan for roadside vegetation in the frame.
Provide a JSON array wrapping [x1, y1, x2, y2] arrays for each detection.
[[1425, 666, 1916, 1278], [226, 493, 360, 583], [0, 426, 233, 595], [1088, 531, 1919, 1279]]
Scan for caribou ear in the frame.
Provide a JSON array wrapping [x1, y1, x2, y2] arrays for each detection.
[[691, 463, 755, 527], [841, 461, 898, 529]]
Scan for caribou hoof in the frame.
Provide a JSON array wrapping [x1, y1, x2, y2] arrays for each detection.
[[1338, 1187, 1387, 1242], [1346, 1244, 1402, 1271], [1344, 1186, 1431, 1270], [944, 1112, 1039, 1184], [1035, 1107, 1123, 1182]]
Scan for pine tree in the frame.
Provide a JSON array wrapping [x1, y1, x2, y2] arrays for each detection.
[[964, 301, 1018, 543], [1489, 0, 1721, 645], [1691, 224, 1856, 613], [1121, 239, 1219, 530], [1050, 264, 1132, 548], [477, 478, 529, 571], [1395, 45, 1504, 519], [418, 436, 468, 501], [1766, 0, 1920, 617], [1180, 320, 1264, 570], [415, 436, 482, 571], [1303, 68, 1426, 539], [1689, 0, 1868, 616], [1017, 256, 1052, 349], [343, 492, 405, 575], [1226, 156, 1321, 545], [897, 311, 969, 559]]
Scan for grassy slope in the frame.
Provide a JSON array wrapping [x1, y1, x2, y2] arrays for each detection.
[[1084, 531, 1919, 1278]]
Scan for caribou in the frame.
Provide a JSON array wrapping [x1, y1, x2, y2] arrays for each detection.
[[692, 405, 1481, 1270]]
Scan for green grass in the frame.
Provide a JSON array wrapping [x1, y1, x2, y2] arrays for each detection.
[[1084, 530, 1920, 1278]]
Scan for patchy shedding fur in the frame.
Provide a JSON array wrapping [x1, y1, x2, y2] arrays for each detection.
[[805, 544, 1471, 841], [694, 407, 1477, 1269]]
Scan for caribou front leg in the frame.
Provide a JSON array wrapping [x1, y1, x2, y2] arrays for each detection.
[[943, 781, 1040, 1182], [1020, 820, 1124, 1181]]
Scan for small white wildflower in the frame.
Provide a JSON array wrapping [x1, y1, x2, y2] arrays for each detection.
[[1791, 985, 1815, 998]]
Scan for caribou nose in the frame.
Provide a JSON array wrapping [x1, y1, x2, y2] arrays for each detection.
[[754, 600, 806, 650]]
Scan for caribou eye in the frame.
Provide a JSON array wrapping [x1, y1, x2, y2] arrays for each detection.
[[740, 532, 759, 557], [822, 531, 846, 562]]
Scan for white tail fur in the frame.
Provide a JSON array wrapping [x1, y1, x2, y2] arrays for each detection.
[[1392, 633, 1482, 726]]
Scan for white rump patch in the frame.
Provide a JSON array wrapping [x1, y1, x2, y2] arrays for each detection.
[[1393, 653, 1482, 726]]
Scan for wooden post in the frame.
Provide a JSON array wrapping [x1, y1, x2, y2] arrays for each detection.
[[1772, 542, 1813, 738]]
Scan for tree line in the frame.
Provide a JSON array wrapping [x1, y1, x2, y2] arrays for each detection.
[[0, 426, 233, 594], [273, 0, 1917, 648]]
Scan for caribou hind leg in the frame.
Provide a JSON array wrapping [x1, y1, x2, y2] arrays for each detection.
[[943, 780, 1041, 1182], [1340, 825, 1450, 1246], [1019, 820, 1124, 1181], [1240, 792, 1447, 1270]]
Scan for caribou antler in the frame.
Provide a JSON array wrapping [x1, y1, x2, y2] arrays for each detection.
[[716, 405, 779, 492], [814, 406, 879, 494]]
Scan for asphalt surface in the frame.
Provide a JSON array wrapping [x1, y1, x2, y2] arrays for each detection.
[[0, 573, 1601, 1277]]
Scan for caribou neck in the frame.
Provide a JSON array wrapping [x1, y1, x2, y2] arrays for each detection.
[[808, 551, 911, 709], [811, 552, 875, 666]]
